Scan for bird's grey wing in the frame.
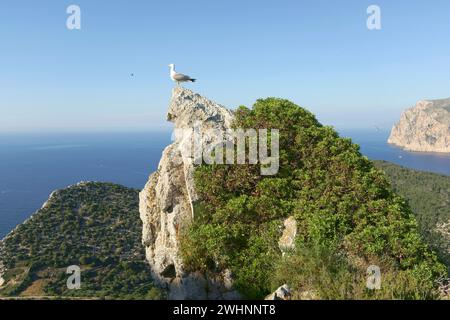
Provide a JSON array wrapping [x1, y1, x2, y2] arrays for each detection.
[[173, 73, 191, 81]]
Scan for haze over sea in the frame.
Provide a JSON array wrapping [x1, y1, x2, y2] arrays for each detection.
[[0, 130, 449, 239]]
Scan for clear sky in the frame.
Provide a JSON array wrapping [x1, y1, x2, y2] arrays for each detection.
[[1, 0, 449, 132]]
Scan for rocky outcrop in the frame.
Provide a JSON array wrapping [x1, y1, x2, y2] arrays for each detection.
[[278, 216, 297, 253], [265, 285, 319, 300], [388, 99, 450, 153], [139, 87, 239, 299], [265, 284, 292, 300]]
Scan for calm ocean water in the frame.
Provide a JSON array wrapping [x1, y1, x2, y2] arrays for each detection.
[[339, 129, 450, 177], [0, 130, 449, 238], [0, 132, 171, 239]]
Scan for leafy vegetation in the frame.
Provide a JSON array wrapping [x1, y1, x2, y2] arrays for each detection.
[[180, 98, 447, 299], [373, 160, 450, 267], [0, 182, 162, 299]]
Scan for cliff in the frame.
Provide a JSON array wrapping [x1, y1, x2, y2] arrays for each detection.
[[388, 99, 450, 153], [139, 87, 238, 299]]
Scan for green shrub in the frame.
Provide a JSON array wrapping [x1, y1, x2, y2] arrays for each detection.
[[181, 98, 446, 299]]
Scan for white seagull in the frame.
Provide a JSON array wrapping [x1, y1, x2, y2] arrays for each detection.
[[168, 64, 196, 85]]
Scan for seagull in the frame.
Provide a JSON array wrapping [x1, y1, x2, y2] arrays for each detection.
[[168, 64, 196, 86]]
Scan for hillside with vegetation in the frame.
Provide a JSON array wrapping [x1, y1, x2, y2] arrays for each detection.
[[0, 182, 162, 299], [0, 97, 449, 301], [373, 161, 450, 267], [180, 98, 448, 299]]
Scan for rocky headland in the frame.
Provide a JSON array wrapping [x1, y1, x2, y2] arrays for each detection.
[[388, 99, 450, 153]]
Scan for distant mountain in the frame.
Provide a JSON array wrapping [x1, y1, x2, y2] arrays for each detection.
[[388, 99, 450, 153]]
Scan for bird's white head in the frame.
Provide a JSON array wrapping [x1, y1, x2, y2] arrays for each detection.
[[168, 63, 175, 69]]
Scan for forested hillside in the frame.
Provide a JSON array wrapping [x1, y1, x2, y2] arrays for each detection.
[[0, 182, 161, 299], [373, 160, 450, 267]]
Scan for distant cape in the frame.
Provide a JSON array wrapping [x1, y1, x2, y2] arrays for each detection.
[[388, 99, 450, 153]]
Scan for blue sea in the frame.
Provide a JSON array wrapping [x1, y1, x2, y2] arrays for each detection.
[[0, 130, 449, 239], [0, 132, 171, 239]]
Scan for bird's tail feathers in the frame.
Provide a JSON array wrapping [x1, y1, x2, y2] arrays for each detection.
[[190, 79, 196, 82]]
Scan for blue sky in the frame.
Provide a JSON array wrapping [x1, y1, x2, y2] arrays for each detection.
[[0, 0, 449, 132]]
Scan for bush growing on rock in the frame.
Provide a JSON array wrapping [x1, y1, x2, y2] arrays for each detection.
[[181, 98, 447, 299]]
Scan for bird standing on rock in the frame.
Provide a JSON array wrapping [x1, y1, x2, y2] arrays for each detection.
[[168, 64, 196, 86]]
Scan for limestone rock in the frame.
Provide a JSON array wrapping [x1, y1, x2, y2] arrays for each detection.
[[388, 99, 450, 153], [265, 284, 292, 300], [278, 216, 297, 252], [139, 87, 239, 299]]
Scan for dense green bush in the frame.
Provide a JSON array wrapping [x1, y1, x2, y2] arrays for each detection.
[[181, 98, 447, 299]]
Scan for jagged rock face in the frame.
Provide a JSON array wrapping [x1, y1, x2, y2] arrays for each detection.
[[388, 99, 450, 153], [139, 87, 238, 299]]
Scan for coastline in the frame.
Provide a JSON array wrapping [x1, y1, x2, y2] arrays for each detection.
[[387, 140, 450, 154], [0, 241, 5, 287]]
